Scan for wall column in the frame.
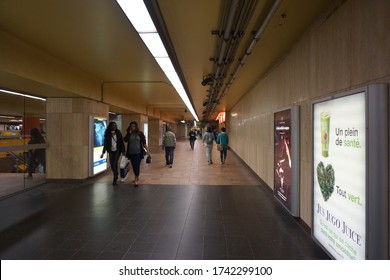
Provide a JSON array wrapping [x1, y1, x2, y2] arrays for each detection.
[[148, 118, 163, 153], [46, 98, 108, 180]]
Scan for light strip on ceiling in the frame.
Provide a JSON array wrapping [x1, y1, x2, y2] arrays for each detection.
[[0, 89, 46, 101], [116, 0, 199, 121]]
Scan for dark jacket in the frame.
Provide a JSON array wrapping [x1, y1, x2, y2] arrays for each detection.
[[189, 131, 196, 141], [102, 130, 125, 154]]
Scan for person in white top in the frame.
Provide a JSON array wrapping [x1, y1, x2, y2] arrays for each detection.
[[101, 122, 125, 185]]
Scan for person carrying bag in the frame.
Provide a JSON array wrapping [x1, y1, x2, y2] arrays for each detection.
[[124, 121, 150, 186]]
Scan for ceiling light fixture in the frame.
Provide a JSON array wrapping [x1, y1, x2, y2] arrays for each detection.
[[116, 0, 199, 122], [0, 89, 46, 101]]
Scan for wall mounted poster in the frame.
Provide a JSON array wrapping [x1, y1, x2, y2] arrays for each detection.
[[89, 116, 107, 176], [274, 109, 292, 210], [313, 92, 366, 259]]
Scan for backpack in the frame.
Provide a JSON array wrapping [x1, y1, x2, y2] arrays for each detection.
[[205, 132, 214, 144]]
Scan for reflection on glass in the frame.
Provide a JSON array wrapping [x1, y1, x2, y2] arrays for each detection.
[[0, 91, 46, 198]]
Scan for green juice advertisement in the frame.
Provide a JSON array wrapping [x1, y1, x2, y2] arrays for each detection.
[[313, 92, 366, 260]]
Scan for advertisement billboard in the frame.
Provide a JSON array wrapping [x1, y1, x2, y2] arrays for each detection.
[[274, 106, 300, 216], [89, 116, 107, 176], [313, 92, 366, 259], [274, 109, 292, 209]]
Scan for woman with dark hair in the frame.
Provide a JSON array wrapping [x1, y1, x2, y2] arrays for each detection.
[[101, 122, 125, 185], [124, 121, 150, 186], [26, 128, 46, 179]]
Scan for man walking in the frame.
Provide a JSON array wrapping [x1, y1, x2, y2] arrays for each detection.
[[162, 126, 176, 168]]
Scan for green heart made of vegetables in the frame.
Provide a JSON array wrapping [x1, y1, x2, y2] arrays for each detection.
[[317, 161, 335, 201]]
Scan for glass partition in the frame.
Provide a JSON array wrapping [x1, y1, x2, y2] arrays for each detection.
[[0, 91, 46, 198]]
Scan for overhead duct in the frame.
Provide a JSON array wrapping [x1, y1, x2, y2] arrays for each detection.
[[203, 0, 259, 121], [217, 0, 283, 104]]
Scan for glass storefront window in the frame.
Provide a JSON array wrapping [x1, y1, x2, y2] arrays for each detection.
[[0, 91, 46, 198]]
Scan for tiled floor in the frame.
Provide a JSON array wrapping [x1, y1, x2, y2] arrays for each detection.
[[0, 138, 330, 260]]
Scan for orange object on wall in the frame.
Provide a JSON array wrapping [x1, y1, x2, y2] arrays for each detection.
[[23, 117, 40, 136]]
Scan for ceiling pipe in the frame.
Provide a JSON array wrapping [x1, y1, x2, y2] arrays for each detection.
[[218, 0, 283, 102], [206, 0, 258, 120], [214, 0, 239, 82]]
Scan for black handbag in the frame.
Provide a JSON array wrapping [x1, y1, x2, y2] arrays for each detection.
[[146, 155, 152, 164]]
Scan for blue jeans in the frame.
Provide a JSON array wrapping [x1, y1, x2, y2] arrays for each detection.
[[220, 148, 227, 162], [165, 147, 175, 165], [128, 153, 142, 177]]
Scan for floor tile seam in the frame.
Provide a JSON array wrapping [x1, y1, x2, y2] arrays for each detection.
[[174, 187, 205, 260], [120, 210, 159, 259]]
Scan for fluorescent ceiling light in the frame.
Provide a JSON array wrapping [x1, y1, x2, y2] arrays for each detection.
[[164, 72, 182, 90], [139, 33, 168, 57], [155, 57, 175, 73], [0, 89, 46, 101], [116, 0, 199, 122], [116, 0, 156, 32]]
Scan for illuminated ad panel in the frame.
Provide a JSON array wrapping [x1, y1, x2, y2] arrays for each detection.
[[92, 116, 107, 175], [274, 109, 292, 210], [313, 92, 366, 259]]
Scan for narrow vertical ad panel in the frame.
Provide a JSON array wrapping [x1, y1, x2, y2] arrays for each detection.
[[312, 92, 366, 259], [274, 109, 293, 212], [89, 116, 107, 176]]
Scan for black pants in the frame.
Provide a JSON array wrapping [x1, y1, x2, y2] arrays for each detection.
[[109, 150, 121, 179], [189, 139, 195, 149]]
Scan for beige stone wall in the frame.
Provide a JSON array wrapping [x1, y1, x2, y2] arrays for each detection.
[[46, 98, 108, 179], [148, 119, 163, 153], [228, 0, 390, 227]]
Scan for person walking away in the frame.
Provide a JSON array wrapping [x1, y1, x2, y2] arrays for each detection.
[[26, 128, 46, 179], [124, 121, 151, 186], [101, 122, 125, 185], [162, 126, 176, 168], [203, 126, 215, 164], [216, 127, 229, 164], [213, 128, 218, 143], [188, 129, 196, 150]]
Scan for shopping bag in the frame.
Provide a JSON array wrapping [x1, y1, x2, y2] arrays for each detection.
[[217, 144, 223, 151], [119, 156, 130, 182]]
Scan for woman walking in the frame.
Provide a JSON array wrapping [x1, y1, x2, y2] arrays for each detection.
[[124, 121, 150, 186], [101, 122, 125, 185]]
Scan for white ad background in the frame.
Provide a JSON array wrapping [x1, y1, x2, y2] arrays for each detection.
[[313, 92, 366, 260]]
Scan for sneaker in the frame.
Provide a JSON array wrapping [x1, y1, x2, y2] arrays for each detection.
[[169, 164, 172, 168]]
